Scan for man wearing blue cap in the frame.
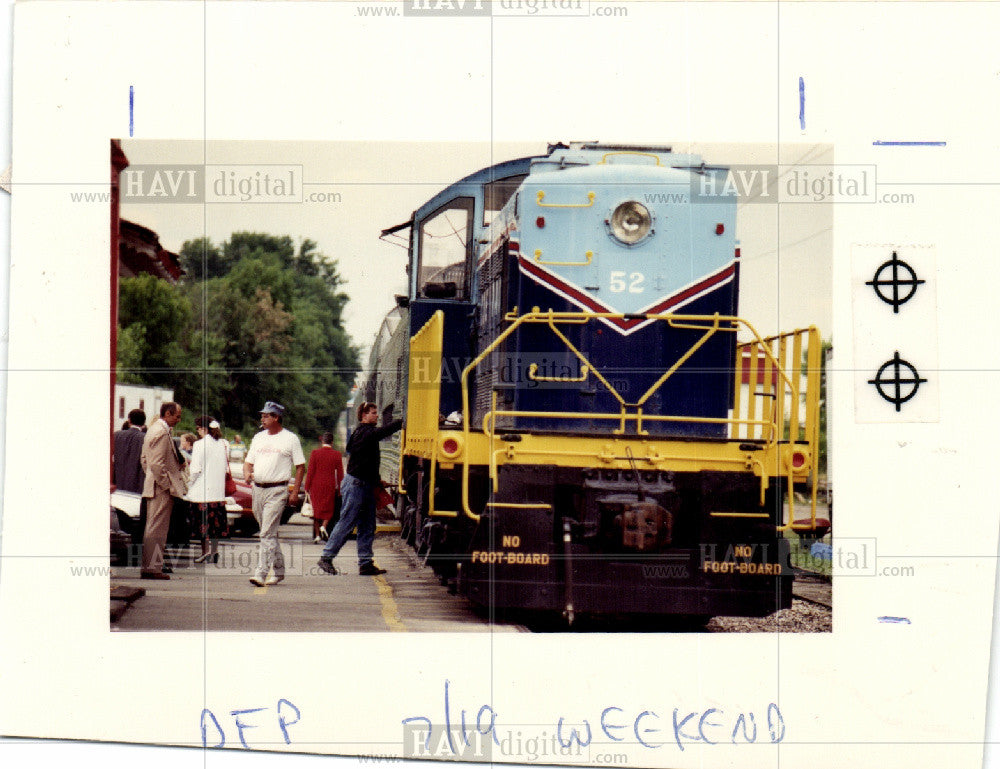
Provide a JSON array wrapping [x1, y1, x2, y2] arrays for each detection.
[[244, 401, 305, 587]]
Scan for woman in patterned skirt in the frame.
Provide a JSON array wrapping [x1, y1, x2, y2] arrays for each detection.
[[187, 416, 230, 563]]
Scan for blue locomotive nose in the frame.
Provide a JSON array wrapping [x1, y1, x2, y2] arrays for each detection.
[[517, 161, 736, 322], [499, 156, 739, 437]]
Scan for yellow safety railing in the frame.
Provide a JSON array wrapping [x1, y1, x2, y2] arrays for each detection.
[[734, 328, 822, 531], [450, 308, 822, 527]]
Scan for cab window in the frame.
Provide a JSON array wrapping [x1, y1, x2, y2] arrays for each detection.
[[418, 197, 474, 300], [483, 175, 527, 226]]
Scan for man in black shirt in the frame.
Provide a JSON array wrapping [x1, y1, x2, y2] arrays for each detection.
[[318, 402, 402, 575]]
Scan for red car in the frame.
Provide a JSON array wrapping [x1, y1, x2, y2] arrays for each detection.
[[225, 476, 257, 537], [225, 468, 302, 538]]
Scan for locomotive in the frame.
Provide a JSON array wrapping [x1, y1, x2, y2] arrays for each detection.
[[360, 142, 823, 622]]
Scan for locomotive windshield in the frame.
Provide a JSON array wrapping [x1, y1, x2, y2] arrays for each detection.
[[417, 196, 474, 300]]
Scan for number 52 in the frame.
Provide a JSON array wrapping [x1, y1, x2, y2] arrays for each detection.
[[610, 271, 645, 293]]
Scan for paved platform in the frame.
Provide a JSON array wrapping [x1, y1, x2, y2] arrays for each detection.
[[111, 525, 526, 633]]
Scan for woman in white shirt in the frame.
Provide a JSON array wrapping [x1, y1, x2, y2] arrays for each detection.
[[187, 416, 231, 563]]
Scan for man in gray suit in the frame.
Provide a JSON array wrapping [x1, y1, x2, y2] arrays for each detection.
[[139, 402, 187, 580]]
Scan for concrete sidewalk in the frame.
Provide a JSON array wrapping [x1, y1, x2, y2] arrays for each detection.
[[111, 524, 524, 633]]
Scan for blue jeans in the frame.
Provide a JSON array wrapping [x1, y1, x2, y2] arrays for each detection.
[[320, 474, 375, 566]]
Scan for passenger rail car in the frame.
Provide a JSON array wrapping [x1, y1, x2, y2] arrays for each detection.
[[373, 143, 823, 622]]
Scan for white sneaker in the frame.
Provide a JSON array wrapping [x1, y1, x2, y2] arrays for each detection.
[[264, 575, 284, 586], [313, 536, 322, 544]]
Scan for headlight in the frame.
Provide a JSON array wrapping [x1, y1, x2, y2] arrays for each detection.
[[609, 201, 652, 245]]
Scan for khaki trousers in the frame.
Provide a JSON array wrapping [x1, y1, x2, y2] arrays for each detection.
[[141, 487, 173, 573], [253, 485, 288, 581]]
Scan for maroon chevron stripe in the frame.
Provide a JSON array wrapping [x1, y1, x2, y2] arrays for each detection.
[[516, 255, 736, 333]]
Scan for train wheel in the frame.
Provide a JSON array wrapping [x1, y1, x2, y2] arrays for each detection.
[[413, 480, 430, 556], [415, 519, 430, 557], [401, 500, 418, 547], [397, 495, 411, 541]]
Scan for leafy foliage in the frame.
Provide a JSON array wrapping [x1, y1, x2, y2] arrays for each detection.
[[798, 338, 831, 476], [117, 233, 359, 438], [817, 338, 831, 476], [118, 274, 192, 380]]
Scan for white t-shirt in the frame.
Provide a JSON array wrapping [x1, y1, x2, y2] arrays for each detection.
[[246, 428, 305, 483]]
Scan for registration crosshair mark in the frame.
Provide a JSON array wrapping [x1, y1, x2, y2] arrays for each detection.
[[865, 251, 924, 313], [867, 352, 927, 412]]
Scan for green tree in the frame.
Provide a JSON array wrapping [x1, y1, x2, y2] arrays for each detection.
[[115, 323, 147, 384], [178, 237, 229, 282], [117, 274, 193, 385], [818, 339, 831, 476], [799, 338, 832, 476], [150, 231, 360, 436]]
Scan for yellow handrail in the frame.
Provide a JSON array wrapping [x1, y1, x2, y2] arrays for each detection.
[[543, 314, 627, 410], [536, 190, 596, 208], [396, 428, 407, 495], [528, 362, 589, 383], [598, 151, 662, 166], [482, 409, 774, 437], [634, 314, 721, 412], [534, 249, 594, 267], [486, 502, 553, 510]]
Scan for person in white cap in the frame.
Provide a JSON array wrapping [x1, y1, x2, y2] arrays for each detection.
[[243, 401, 305, 587], [187, 415, 230, 564]]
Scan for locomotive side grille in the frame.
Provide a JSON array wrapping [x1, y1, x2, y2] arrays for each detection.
[[475, 245, 513, 428]]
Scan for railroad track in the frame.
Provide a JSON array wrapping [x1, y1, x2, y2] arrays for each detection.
[[792, 570, 832, 609]]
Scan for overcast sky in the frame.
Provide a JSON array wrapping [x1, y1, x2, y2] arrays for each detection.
[[119, 140, 832, 364]]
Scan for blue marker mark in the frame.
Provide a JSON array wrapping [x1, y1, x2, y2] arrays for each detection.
[[878, 616, 912, 624], [230, 708, 266, 749], [556, 717, 593, 749], [277, 699, 300, 745], [798, 77, 805, 130], [873, 141, 946, 146], [200, 709, 225, 748], [129, 85, 134, 137]]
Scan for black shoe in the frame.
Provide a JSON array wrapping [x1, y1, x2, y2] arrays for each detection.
[[317, 558, 338, 575], [249, 578, 265, 587], [140, 571, 170, 580], [161, 566, 173, 574], [359, 563, 387, 576]]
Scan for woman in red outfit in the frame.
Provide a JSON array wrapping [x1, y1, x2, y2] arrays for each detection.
[[304, 432, 344, 543]]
